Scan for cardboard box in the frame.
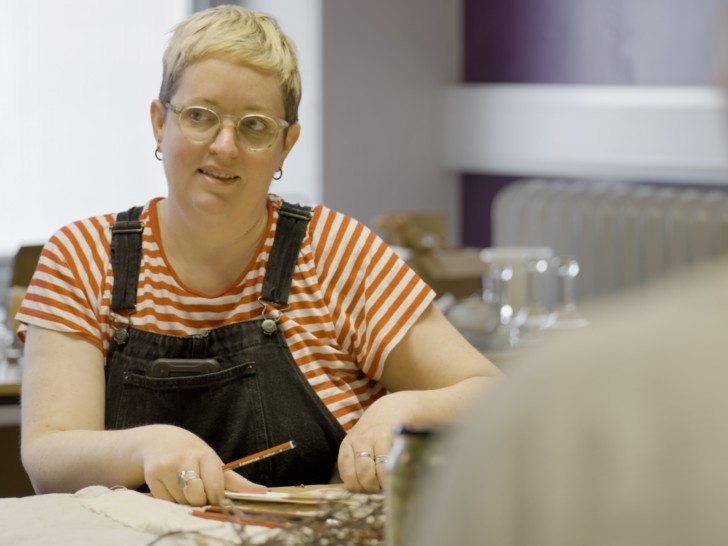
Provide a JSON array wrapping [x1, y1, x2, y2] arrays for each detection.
[[373, 212, 486, 298], [408, 247, 486, 299]]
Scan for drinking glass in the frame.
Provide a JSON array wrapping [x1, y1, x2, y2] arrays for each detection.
[[516, 256, 557, 335], [547, 256, 588, 329], [482, 264, 520, 350]]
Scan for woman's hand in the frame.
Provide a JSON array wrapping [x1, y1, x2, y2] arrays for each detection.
[[337, 391, 419, 493], [337, 303, 500, 493], [136, 425, 266, 506]]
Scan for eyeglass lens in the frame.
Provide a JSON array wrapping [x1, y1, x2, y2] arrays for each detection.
[[179, 106, 282, 150]]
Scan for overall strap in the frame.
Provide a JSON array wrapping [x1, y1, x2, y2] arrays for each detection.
[[110, 206, 145, 313], [261, 202, 313, 306]]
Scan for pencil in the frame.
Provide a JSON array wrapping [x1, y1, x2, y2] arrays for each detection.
[[190, 509, 290, 528], [222, 440, 296, 472]]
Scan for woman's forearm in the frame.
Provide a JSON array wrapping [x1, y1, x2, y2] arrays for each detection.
[[22, 426, 158, 494], [404, 375, 495, 426]]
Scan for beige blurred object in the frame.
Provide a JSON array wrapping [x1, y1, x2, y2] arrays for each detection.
[[373, 211, 450, 251], [373, 211, 484, 298], [10, 244, 43, 287], [408, 247, 486, 299], [406, 258, 728, 546]]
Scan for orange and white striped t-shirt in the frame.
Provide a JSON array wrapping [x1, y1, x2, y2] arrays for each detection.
[[16, 195, 435, 430]]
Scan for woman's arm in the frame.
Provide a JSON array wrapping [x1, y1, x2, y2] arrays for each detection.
[[20, 325, 263, 505], [337, 303, 501, 492]]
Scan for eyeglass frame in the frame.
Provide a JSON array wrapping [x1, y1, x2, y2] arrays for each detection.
[[163, 102, 291, 152]]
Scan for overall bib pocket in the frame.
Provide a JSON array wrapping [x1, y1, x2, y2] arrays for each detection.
[[105, 352, 270, 469]]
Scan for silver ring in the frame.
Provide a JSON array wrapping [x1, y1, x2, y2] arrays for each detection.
[[178, 469, 200, 489], [374, 455, 388, 465], [355, 451, 373, 460]]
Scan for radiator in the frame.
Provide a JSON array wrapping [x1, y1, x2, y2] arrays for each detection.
[[492, 179, 728, 301]]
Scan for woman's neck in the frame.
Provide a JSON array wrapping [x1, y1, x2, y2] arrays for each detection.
[[155, 198, 269, 295]]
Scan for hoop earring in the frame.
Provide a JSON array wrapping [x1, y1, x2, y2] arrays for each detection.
[[273, 168, 283, 180], [154, 147, 163, 161]]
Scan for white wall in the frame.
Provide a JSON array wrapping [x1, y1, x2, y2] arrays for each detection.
[[0, 0, 190, 255], [321, 0, 463, 243], [443, 84, 728, 184], [243, 0, 322, 206]]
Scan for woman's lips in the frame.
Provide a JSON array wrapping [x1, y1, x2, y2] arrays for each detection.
[[198, 167, 239, 181]]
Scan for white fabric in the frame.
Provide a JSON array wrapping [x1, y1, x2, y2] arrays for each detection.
[[0, 486, 276, 545]]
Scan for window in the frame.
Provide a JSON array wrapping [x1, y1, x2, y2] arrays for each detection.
[[0, 0, 189, 255]]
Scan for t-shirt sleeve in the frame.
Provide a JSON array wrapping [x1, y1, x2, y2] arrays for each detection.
[[309, 206, 435, 380], [15, 215, 113, 350]]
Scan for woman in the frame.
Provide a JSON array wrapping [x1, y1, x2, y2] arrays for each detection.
[[17, 5, 498, 506]]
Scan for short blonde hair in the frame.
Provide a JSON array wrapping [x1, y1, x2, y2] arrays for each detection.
[[159, 5, 301, 123]]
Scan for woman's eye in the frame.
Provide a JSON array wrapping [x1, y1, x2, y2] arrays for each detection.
[[241, 116, 270, 133], [185, 108, 215, 124]]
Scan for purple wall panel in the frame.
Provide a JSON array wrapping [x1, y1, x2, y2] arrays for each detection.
[[461, 174, 518, 248], [465, 0, 575, 84]]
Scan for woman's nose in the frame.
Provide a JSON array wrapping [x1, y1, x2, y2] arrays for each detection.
[[209, 120, 239, 157]]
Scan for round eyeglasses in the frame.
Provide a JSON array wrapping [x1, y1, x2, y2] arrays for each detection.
[[164, 103, 290, 152]]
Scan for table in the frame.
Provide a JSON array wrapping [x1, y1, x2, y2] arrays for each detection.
[[0, 485, 385, 546]]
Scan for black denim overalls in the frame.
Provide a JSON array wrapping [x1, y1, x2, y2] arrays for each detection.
[[104, 202, 346, 487]]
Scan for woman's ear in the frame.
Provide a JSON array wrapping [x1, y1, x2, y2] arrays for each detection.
[[150, 99, 166, 145], [279, 122, 301, 164]]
